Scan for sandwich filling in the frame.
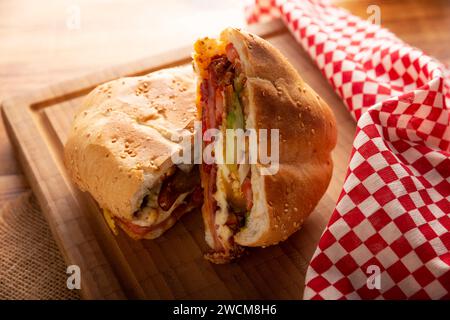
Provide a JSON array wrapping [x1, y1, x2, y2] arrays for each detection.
[[195, 38, 253, 262], [108, 167, 202, 238]]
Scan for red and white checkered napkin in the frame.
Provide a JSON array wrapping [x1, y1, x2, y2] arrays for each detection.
[[246, 0, 450, 299]]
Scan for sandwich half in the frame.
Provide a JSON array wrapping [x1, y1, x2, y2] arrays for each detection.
[[193, 28, 337, 263], [64, 66, 202, 239]]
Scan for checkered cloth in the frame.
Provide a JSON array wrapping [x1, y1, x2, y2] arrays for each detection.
[[246, 0, 450, 299]]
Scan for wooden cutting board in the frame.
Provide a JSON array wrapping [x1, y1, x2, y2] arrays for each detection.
[[1, 19, 356, 299]]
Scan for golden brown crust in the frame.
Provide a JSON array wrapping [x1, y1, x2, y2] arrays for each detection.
[[64, 66, 197, 224], [223, 28, 337, 247]]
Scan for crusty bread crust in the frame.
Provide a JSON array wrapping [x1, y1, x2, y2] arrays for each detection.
[[64, 66, 197, 224], [222, 28, 337, 247]]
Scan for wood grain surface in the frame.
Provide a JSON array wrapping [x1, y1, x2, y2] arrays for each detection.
[[0, 0, 449, 299]]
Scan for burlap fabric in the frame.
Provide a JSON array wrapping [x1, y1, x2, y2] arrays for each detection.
[[0, 192, 80, 299]]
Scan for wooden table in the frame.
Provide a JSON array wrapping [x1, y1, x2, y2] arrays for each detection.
[[1, 0, 449, 208]]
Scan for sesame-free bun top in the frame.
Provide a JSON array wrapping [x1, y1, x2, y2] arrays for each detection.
[[221, 28, 338, 247], [64, 66, 197, 222]]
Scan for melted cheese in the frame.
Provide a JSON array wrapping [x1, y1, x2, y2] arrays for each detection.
[[103, 209, 118, 235], [133, 191, 190, 227], [103, 191, 190, 236], [214, 166, 234, 243], [193, 37, 226, 79]]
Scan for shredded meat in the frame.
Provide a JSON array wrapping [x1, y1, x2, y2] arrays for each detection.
[[158, 166, 200, 211]]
